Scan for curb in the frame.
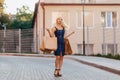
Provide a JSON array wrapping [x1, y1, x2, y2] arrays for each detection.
[[0, 53, 55, 58], [66, 57, 120, 76]]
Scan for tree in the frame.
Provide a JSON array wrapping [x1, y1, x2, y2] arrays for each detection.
[[0, 2, 3, 8], [0, 1, 7, 14], [16, 5, 32, 21], [0, 14, 11, 29], [0, 3, 3, 14], [11, 5, 33, 29]]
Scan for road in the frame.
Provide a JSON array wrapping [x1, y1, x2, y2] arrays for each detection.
[[0, 56, 120, 80]]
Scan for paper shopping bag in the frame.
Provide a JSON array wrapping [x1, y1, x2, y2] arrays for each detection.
[[40, 36, 57, 52], [64, 38, 72, 55]]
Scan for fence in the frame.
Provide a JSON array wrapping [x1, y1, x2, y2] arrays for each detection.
[[0, 27, 119, 55], [0, 29, 33, 53], [83, 26, 120, 55]]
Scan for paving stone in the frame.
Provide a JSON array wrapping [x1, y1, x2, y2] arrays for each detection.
[[0, 56, 120, 80]]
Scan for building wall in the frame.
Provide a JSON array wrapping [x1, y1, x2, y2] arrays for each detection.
[[34, 0, 120, 55], [96, 0, 120, 3], [33, 3, 43, 53]]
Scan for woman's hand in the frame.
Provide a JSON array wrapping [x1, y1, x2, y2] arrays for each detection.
[[46, 27, 50, 32], [64, 31, 75, 38], [46, 27, 53, 37]]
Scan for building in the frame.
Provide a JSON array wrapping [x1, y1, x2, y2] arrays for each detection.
[[33, 0, 120, 55], [0, 0, 4, 14], [8, 13, 16, 21]]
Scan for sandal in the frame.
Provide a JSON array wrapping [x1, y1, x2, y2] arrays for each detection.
[[54, 69, 59, 77], [54, 69, 62, 77], [58, 69, 62, 77]]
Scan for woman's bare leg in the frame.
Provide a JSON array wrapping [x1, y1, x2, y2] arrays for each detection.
[[54, 56, 60, 75], [59, 56, 63, 69], [58, 52, 64, 75], [54, 52, 63, 76]]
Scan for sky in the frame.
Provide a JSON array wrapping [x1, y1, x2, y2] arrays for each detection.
[[4, 0, 39, 14]]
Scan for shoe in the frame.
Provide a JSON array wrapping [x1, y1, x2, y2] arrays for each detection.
[[54, 69, 59, 77], [57, 69, 62, 77], [54, 69, 62, 77]]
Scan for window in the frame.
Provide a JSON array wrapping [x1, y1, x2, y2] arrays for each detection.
[[51, 11, 70, 27], [101, 12, 117, 28], [60, 0, 70, 3], [106, 12, 112, 27], [77, 44, 94, 55], [84, 12, 94, 27], [112, 12, 117, 27], [76, 11, 94, 28], [77, 44, 82, 54], [81, 0, 96, 3], [102, 44, 117, 54], [76, 11, 82, 28]]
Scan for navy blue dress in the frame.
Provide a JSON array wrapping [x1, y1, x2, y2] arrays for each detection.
[[54, 27, 65, 56]]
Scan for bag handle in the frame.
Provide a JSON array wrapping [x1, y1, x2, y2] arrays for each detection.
[[65, 31, 75, 38], [46, 28, 52, 37]]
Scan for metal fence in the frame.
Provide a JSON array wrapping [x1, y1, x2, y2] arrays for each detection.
[[83, 26, 120, 55], [0, 29, 33, 53], [0, 27, 119, 55]]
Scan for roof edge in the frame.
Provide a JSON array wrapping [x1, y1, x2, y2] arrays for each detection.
[[40, 2, 120, 6]]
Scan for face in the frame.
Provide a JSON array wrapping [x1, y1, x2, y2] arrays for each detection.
[[56, 17, 63, 25]]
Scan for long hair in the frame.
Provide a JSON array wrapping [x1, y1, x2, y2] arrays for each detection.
[[53, 17, 69, 30]]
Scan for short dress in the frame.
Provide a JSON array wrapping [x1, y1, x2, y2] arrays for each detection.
[[54, 27, 65, 56]]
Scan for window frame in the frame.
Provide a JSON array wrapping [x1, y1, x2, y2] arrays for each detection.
[[51, 10, 70, 28], [76, 11, 94, 29], [101, 11, 118, 28]]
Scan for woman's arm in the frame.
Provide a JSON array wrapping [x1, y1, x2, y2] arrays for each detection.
[[46, 27, 56, 37], [64, 31, 75, 38]]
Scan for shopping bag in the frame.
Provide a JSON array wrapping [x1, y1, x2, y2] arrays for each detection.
[[40, 36, 57, 52], [64, 31, 75, 55], [64, 38, 72, 55]]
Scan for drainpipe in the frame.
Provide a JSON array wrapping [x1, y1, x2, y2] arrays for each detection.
[[35, 1, 40, 53], [41, 2, 45, 36]]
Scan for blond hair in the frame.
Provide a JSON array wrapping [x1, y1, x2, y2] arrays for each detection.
[[53, 17, 69, 30]]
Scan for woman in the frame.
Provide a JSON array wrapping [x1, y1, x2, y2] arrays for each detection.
[[47, 17, 69, 77]]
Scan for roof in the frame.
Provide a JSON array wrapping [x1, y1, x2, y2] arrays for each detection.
[[40, 3, 120, 6]]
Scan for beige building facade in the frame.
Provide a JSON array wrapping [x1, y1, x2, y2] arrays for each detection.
[[33, 0, 120, 55]]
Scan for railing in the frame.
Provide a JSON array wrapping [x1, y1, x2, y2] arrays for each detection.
[[0, 29, 33, 53]]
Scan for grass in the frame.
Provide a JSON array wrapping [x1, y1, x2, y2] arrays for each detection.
[[73, 53, 120, 60], [92, 53, 120, 60]]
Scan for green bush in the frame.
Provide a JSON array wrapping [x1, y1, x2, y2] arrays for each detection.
[[114, 54, 120, 60], [96, 54, 102, 57], [106, 53, 113, 58], [93, 53, 120, 60]]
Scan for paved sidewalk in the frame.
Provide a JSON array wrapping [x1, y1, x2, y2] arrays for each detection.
[[66, 55, 120, 76], [67, 55, 120, 71]]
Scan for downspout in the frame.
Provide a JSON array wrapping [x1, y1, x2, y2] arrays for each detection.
[[35, 3, 39, 53], [35, 7, 38, 53], [41, 2, 45, 36], [35, 0, 40, 53]]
